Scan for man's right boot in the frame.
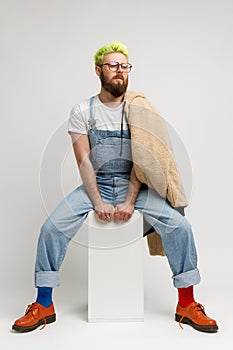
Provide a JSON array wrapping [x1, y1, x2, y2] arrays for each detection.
[[12, 302, 56, 333]]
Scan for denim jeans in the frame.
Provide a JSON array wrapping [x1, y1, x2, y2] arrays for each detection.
[[35, 175, 200, 289]]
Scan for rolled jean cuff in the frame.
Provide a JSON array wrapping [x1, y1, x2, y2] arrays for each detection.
[[35, 271, 60, 288], [172, 268, 201, 288]]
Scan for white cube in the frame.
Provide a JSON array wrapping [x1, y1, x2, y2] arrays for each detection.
[[87, 210, 144, 322]]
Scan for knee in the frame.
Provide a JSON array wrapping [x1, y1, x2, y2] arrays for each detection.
[[39, 218, 58, 242], [176, 218, 194, 243], [179, 217, 192, 232], [165, 214, 192, 234]]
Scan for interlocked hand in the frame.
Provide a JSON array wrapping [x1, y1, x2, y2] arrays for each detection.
[[94, 202, 115, 221], [114, 202, 134, 221]]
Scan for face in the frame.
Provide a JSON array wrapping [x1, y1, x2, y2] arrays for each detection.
[[96, 52, 129, 98]]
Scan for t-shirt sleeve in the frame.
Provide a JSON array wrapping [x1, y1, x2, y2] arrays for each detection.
[[68, 104, 88, 134]]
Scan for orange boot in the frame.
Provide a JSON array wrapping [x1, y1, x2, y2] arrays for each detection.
[[12, 302, 56, 333], [175, 302, 218, 333]]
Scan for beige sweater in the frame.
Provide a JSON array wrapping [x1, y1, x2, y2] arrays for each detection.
[[124, 91, 188, 256]]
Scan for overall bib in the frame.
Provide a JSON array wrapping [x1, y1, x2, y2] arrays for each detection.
[[88, 96, 132, 177], [35, 96, 201, 289]]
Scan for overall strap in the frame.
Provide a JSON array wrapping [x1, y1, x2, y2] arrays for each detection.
[[88, 96, 96, 132], [89, 96, 95, 120]]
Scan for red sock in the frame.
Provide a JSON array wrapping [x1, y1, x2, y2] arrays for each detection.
[[178, 286, 195, 308]]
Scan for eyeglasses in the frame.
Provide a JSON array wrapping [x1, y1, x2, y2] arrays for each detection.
[[98, 61, 132, 73]]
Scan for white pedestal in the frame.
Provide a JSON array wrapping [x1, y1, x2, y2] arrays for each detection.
[[87, 210, 144, 322]]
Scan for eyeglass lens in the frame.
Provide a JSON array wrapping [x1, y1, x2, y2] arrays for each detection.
[[108, 62, 131, 71]]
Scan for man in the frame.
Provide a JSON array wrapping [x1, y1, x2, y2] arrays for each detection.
[[12, 41, 218, 333]]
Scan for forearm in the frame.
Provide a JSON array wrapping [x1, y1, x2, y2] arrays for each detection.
[[71, 132, 102, 206], [71, 132, 114, 221], [125, 166, 141, 205], [114, 167, 141, 221], [79, 158, 102, 206]]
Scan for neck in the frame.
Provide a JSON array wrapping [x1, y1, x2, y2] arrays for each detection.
[[98, 88, 124, 108]]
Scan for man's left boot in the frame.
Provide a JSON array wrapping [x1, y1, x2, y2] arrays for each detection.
[[175, 302, 218, 333]]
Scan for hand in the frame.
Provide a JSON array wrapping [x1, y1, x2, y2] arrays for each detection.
[[94, 202, 115, 221], [114, 202, 134, 221]]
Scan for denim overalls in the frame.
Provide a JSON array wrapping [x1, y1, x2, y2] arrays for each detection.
[[35, 96, 201, 290], [88, 96, 132, 177]]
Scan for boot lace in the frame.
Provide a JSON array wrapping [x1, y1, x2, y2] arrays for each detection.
[[25, 303, 47, 330], [179, 303, 205, 330]]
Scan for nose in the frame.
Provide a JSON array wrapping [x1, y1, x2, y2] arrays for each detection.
[[116, 63, 123, 73]]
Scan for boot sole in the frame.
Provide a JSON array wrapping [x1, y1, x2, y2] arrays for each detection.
[[12, 313, 56, 333], [175, 314, 218, 333]]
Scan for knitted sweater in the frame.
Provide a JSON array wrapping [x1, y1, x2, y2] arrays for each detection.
[[124, 91, 188, 256]]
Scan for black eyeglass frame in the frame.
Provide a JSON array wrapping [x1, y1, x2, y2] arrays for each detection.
[[98, 61, 132, 73]]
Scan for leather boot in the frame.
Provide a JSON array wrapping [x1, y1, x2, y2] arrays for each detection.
[[12, 302, 56, 333], [175, 302, 218, 333]]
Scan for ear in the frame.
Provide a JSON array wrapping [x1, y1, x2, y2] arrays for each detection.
[[95, 65, 101, 77]]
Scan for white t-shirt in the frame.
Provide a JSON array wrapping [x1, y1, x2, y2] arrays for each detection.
[[68, 95, 129, 134]]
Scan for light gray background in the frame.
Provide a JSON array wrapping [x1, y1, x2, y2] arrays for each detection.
[[1, 0, 232, 348]]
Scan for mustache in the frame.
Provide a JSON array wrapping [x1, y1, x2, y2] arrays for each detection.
[[113, 74, 124, 80]]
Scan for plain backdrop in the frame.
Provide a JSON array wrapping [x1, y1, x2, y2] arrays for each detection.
[[1, 0, 233, 348]]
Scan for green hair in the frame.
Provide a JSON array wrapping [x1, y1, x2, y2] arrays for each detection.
[[94, 41, 129, 66]]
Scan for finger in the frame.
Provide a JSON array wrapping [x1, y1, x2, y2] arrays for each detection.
[[96, 211, 104, 221], [96, 210, 106, 221], [114, 210, 122, 217], [105, 214, 112, 221], [105, 210, 114, 220], [105, 208, 114, 220], [107, 213, 114, 220], [126, 212, 132, 220], [124, 214, 131, 221], [117, 213, 125, 221]]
